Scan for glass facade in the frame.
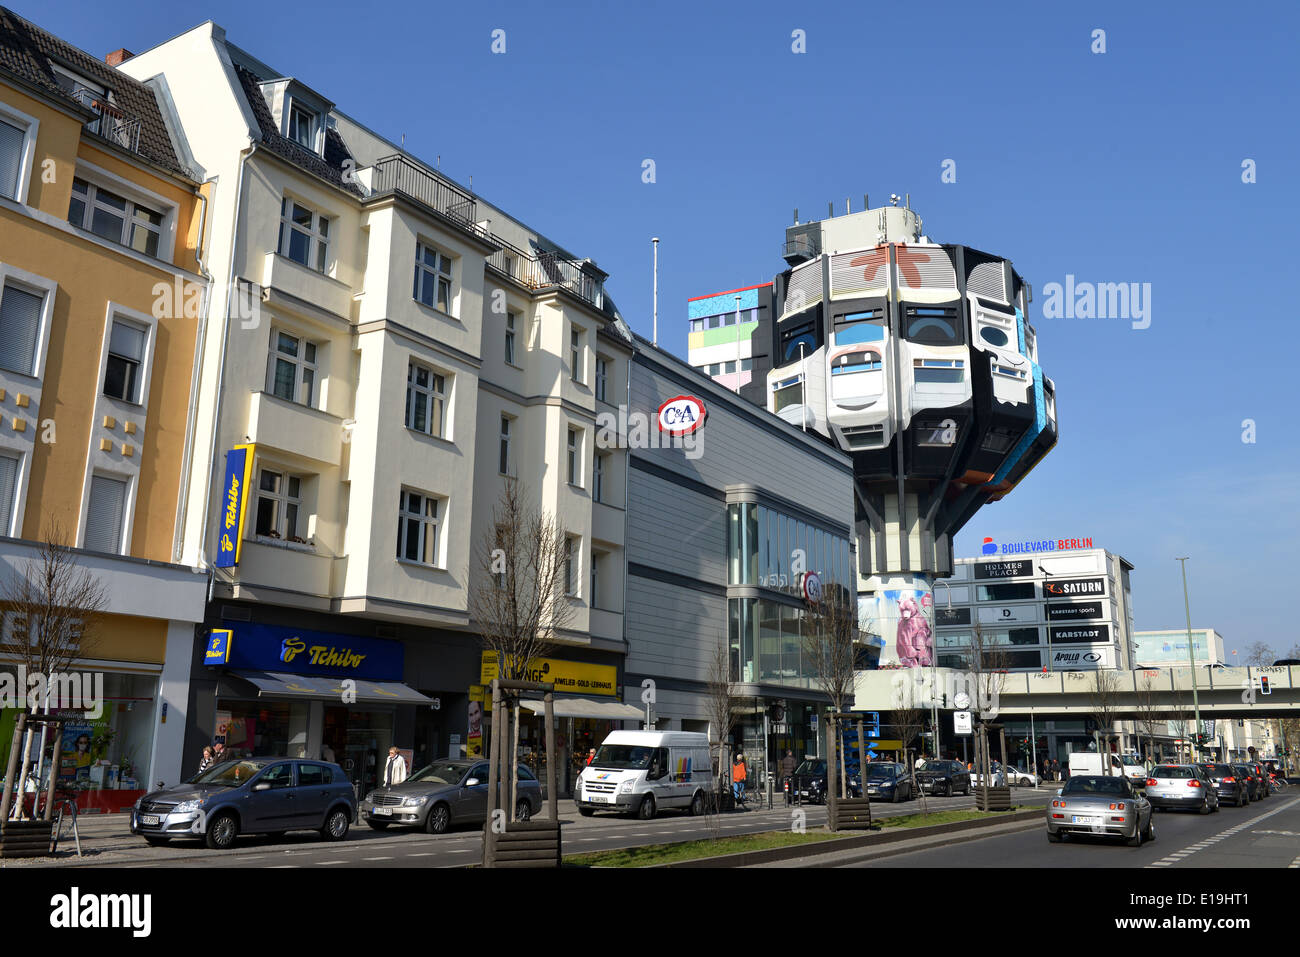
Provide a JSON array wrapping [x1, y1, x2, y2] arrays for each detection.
[[729, 597, 832, 687], [726, 502, 851, 595]]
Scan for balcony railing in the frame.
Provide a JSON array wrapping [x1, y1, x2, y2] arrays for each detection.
[[367, 155, 487, 239], [70, 86, 141, 155], [487, 237, 605, 311]]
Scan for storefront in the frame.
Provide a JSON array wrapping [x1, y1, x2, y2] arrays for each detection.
[[202, 623, 433, 797]]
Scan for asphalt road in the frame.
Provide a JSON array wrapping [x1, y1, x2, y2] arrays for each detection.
[[41, 787, 1058, 868], [841, 792, 1300, 868]]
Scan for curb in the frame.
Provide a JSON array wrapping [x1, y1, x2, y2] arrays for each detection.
[[660, 807, 1043, 868]]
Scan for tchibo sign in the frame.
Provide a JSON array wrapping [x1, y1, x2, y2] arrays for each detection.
[[657, 395, 707, 436]]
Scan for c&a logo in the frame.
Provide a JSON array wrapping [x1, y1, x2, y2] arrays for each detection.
[[981, 537, 997, 555]]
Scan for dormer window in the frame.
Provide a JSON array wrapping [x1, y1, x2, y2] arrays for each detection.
[[287, 101, 317, 150]]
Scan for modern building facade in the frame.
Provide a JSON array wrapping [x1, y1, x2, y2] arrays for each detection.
[[117, 21, 637, 793], [686, 282, 776, 405], [1132, 629, 1226, 669], [621, 334, 859, 778], [0, 8, 209, 808]]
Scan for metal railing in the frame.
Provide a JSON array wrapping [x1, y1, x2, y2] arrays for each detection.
[[368, 155, 485, 238], [69, 86, 141, 155], [487, 238, 605, 311]]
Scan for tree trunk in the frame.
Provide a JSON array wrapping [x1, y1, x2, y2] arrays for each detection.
[[510, 698, 520, 820]]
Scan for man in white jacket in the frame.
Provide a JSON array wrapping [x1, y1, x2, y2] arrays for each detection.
[[382, 747, 408, 787]]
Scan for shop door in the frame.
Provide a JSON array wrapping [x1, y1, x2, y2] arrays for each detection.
[[325, 706, 393, 798]]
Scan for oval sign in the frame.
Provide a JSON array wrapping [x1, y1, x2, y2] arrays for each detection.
[[802, 571, 823, 604], [657, 395, 707, 436]]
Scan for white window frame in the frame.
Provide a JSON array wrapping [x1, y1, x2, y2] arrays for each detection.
[[278, 196, 331, 273], [251, 466, 306, 541], [504, 311, 517, 366], [0, 450, 23, 537], [66, 161, 178, 263], [77, 469, 134, 555], [0, 100, 39, 206], [397, 487, 445, 568], [266, 328, 320, 407], [96, 303, 158, 409], [0, 264, 57, 381], [414, 241, 455, 314], [498, 414, 513, 476], [405, 360, 449, 439], [570, 324, 584, 383], [564, 535, 578, 597], [593, 451, 607, 504], [590, 548, 601, 609], [286, 99, 320, 153], [595, 355, 608, 402], [566, 427, 583, 487]]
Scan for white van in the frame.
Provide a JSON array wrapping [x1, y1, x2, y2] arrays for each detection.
[[1067, 751, 1126, 778], [574, 731, 713, 819]]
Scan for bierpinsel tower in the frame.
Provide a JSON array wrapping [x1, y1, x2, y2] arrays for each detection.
[[687, 195, 1058, 668]]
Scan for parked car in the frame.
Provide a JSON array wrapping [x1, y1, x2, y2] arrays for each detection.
[[1197, 763, 1249, 807], [131, 757, 354, 850], [1246, 762, 1271, 799], [573, 731, 713, 819], [792, 759, 861, 804], [1231, 763, 1266, 801], [1145, 764, 1220, 813], [361, 759, 540, 833], [1004, 766, 1041, 787], [1046, 774, 1153, 846], [915, 759, 971, 797], [863, 762, 912, 802]]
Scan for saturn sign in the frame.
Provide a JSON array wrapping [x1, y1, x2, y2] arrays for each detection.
[[657, 395, 707, 436]]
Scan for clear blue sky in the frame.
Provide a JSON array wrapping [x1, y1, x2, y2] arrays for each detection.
[[29, 0, 1299, 657]]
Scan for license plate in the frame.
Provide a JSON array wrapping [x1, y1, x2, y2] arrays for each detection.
[[140, 814, 160, 826], [1071, 815, 1101, 825], [372, 806, 392, 816], [588, 795, 608, 804]]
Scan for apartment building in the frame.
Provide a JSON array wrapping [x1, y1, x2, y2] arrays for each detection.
[[118, 22, 634, 792], [0, 8, 209, 807]]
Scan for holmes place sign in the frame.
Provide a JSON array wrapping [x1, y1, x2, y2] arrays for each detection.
[[973, 559, 1033, 580]]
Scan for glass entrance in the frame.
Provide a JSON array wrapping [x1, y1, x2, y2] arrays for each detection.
[[323, 706, 393, 798]]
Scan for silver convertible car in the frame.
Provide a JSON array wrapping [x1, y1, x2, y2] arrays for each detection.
[[1046, 774, 1154, 846], [359, 759, 542, 834]]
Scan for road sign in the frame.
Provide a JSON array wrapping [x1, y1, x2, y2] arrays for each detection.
[[955, 711, 973, 735]]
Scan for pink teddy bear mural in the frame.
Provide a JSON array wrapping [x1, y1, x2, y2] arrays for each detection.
[[895, 595, 933, 667]]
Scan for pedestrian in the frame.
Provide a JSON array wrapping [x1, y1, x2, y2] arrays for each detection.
[[732, 753, 748, 802], [586, 748, 596, 766], [382, 746, 408, 787], [1050, 757, 1060, 781], [211, 741, 230, 765], [197, 746, 215, 776], [780, 749, 796, 805]]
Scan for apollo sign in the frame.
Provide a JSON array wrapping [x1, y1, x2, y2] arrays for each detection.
[[657, 395, 707, 436]]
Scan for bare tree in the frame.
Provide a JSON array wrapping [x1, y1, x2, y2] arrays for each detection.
[[1243, 642, 1276, 667], [468, 479, 574, 821], [802, 581, 859, 797], [1133, 673, 1166, 765], [1167, 689, 1194, 763], [1087, 668, 1123, 770], [704, 634, 737, 830], [890, 684, 929, 814]]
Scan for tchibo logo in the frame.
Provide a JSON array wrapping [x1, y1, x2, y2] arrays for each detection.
[[50, 887, 151, 937], [657, 395, 707, 436]]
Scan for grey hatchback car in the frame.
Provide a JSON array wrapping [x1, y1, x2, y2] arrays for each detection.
[[131, 757, 355, 849], [1145, 763, 1220, 813], [359, 759, 542, 834]]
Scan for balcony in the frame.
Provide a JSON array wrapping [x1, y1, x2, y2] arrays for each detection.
[[247, 391, 343, 468], [262, 251, 354, 320], [69, 86, 141, 154], [487, 236, 606, 312], [365, 155, 490, 243]]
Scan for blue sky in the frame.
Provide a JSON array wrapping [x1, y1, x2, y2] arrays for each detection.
[[29, 0, 1299, 656]]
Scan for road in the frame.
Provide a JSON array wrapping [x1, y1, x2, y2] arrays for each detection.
[[31, 787, 1057, 868], [839, 793, 1300, 868]]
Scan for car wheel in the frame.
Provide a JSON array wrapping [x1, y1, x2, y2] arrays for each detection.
[[578, 807, 595, 817], [1199, 797, 1210, 814], [425, 802, 451, 834], [637, 795, 656, 820], [321, 808, 350, 842], [1126, 824, 1142, 847], [515, 799, 532, 823], [204, 812, 239, 850], [1047, 828, 1062, 843], [1145, 815, 1155, 842], [893, 788, 901, 804], [366, 820, 391, 830], [689, 791, 705, 816]]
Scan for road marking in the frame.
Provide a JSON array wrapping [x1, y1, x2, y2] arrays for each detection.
[[362, 856, 393, 861], [1290, 856, 1300, 869], [268, 865, 299, 868], [1146, 796, 1299, 869], [408, 852, 437, 857], [446, 848, 474, 853], [316, 860, 347, 865]]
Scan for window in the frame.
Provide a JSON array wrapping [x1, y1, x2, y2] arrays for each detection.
[[564, 536, 577, 595], [567, 428, 582, 486], [278, 198, 329, 272], [0, 282, 42, 376], [0, 452, 18, 535], [84, 474, 127, 553], [103, 319, 147, 403], [0, 117, 25, 201], [504, 311, 517, 365], [593, 452, 607, 503], [298, 763, 326, 786], [570, 325, 583, 382], [498, 415, 512, 475], [414, 243, 453, 312], [269, 331, 317, 406], [287, 102, 316, 150], [405, 362, 446, 438], [590, 550, 600, 607], [397, 489, 442, 566], [595, 356, 608, 401], [261, 763, 294, 789], [977, 582, 1036, 602], [254, 469, 302, 540], [68, 178, 164, 257]]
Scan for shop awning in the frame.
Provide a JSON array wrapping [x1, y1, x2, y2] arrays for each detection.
[[519, 698, 646, 720], [229, 670, 434, 705]]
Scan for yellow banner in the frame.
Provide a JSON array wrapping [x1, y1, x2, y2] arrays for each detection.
[[480, 651, 617, 697]]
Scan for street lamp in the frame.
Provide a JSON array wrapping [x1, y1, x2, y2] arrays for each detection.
[[1176, 557, 1203, 759], [932, 579, 953, 761]]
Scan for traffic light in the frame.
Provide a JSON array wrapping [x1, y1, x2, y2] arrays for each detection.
[[1260, 676, 1271, 695]]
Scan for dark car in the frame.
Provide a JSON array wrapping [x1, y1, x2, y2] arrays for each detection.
[[359, 759, 541, 833], [1231, 763, 1264, 801], [1246, 762, 1271, 800], [915, 759, 971, 797], [793, 759, 860, 804], [1198, 763, 1248, 807], [131, 757, 355, 850], [863, 761, 913, 803]]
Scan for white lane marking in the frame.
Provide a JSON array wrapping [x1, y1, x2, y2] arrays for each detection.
[[408, 852, 437, 857], [1289, 856, 1300, 869], [316, 860, 347, 865], [362, 856, 393, 861], [1146, 796, 1299, 868], [268, 865, 299, 868], [446, 848, 474, 853]]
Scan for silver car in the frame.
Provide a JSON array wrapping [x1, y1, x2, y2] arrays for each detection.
[[1046, 774, 1154, 846], [1146, 764, 1220, 813], [359, 759, 542, 834]]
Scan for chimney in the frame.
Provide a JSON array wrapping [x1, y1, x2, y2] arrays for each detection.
[[105, 48, 134, 67]]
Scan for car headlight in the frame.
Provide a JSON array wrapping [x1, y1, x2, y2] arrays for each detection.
[[401, 795, 428, 807], [173, 799, 204, 813], [363, 791, 376, 804], [620, 780, 633, 793], [133, 797, 143, 811]]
